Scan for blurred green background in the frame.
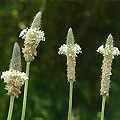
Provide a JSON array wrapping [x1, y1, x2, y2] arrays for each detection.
[[0, 1, 120, 120]]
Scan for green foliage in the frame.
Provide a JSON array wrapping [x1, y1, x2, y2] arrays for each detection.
[[1, 1, 120, 120]]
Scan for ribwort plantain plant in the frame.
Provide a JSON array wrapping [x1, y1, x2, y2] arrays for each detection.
[[19, 11, 45, 120], [1, 43, 28, 120], [97, 34, 120, 120], [58, 28, 82, 120]]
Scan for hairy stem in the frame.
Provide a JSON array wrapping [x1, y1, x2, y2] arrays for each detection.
[[68, 81, 74, 120], [7, 95, 15, 120], [21, 62, 30, 120]]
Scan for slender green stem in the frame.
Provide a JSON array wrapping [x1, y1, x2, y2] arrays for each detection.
[[21, 62, 30, 120], [7, 95, 15, 120], [101, 94, 107, 120], [68, 81, 74, 120]]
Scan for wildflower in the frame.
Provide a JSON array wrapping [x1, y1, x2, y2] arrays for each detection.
[[1, 43, 28, 98], [58, 28, 82, 82], [97, 34, 120, 96], [19, 11, 45, 62]]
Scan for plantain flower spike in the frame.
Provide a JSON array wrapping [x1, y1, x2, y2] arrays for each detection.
[[1, 43, 28, 98], [19, 11, 45, 62], [58, 28, 82, 82], [97, 34, 120, 96]]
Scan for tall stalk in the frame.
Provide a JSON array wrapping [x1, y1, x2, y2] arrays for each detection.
[[21, 62, 30, 120], [68, 81, 74, 120], [7, 96, 15, 120], [101, 95, 106, 120]]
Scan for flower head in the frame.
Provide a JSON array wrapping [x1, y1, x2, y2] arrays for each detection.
[[1, 43, 28, 98], [19, 11, 45, 62], [97, 34, 120, 96], [58, 28, 82, 82]]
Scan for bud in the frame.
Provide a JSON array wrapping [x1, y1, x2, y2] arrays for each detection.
[[106, 34, 113, 46], [31, 11, 42, 29], [9, 43, 21, 71], [66, 28, 74, 45]]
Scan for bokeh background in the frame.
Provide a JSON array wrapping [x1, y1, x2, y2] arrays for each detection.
[[0, 1, 120, 120]]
